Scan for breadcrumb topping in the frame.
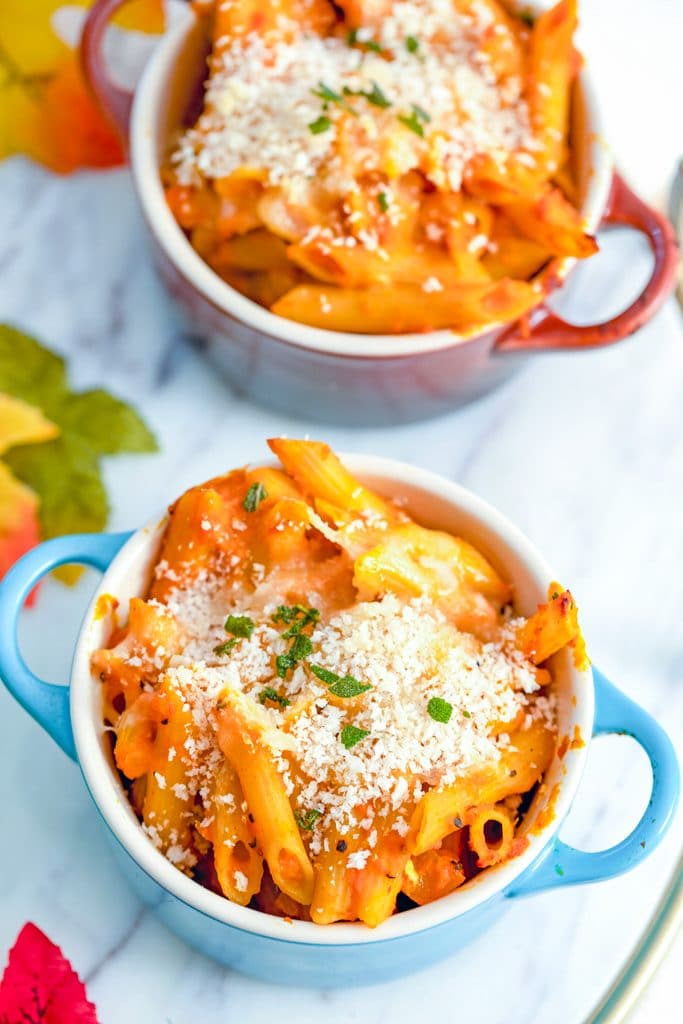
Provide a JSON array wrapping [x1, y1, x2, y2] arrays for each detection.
[[140, 573, 554, 853], [170, 0, 533, 197]]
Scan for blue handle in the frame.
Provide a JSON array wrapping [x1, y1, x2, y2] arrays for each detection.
[[0, 532, 131, 761], [509, 668, 680, 897]]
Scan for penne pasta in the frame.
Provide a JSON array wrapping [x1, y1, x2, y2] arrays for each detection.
[[467, 802, 516, 868], [215, 695, 315, 905], [411, 718, 557, 855], [516, 584, 580, 664], [271, 279, 541, 334], [202, 761, 264, 905]]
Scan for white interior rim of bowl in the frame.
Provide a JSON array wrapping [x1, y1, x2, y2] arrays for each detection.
[[129, 14, 613, 360], [71, 454, 594, 946]]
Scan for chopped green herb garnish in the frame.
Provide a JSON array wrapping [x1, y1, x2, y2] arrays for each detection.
[[276, 653, 293, 678], [377, 192, 389, 213], [363, 81, 391, 109], [243, 482, 267, 511], [412, 103, 431, 123], [295, 808, 323, 831], [272, 604, 303, 624], [258, 686, 290, 708], [309, 664, 338, 685], [224, 614, 254, 639], [555, 864, 565, 876], [330, 677, 373, 698], [213, 639, 239, 657], [313, 82, 358, 116], [310, 664, 372, 698], [290, 633, 313, 660], [551, 591, 560, 600], [463, 709, 471, 719], [398, 110, 425, 137], [309, 115, 332, 134], [276, 633, 313, 679], [340, 724, 370, 749], [342, 82, 391, 109], [405, 35, 419, 53], [346, 29, 382, 51], [313, 81, 342, 102], [272, 604, 320, 638], [427, 696, 453, 723], [281, 613, 319, 638]]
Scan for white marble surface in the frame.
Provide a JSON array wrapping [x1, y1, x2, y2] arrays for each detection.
[[1, 0, 682, 1020]]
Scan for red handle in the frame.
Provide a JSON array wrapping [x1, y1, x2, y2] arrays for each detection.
[[80, 0, 135, 141], [496, 172, 679, 353]]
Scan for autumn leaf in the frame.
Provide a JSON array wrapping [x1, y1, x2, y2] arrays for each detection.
[[0, 393, 59, 601], [0, 324, 157, 585], [0, 0, 164, 173], [0, 922, 99, 1023]]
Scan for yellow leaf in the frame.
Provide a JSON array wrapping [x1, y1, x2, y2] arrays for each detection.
[[0, 392, 59, 455]]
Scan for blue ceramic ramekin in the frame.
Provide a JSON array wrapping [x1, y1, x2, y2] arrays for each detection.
[[0, 455, 678, 986]]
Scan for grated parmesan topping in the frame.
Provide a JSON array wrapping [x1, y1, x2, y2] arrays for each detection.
[[170, 0, 534, 196], [142, 573, 555, 855]]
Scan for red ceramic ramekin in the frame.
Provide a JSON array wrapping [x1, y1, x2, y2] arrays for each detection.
[[81, 1, 678, 425]]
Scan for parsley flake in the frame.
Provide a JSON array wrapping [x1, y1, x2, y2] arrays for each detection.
[[427, 696, 453, 723], [224, 614, 254, 639], [377, 192, 389, 213], [309, 664, 338, 685], [310, 664, 371, 698], [346, 28, 358, 45], [463, 709, 471, 719], [295, 808, 323, 831], [313, 82, 358, 116], [243, 482, 267, 511], [276, 633, 313, 679], [309, 115, 332, 135], [313, 81, 342, 102], [272, 604, 320, 635], [330, 677, 372, 698], [290, 633, 313, 660], [398, 110, 424, 137], [405, 35, 419, 53], [258, 686, 290, 708], [213, 639, 239, 657], [364, 81, 391, 109], [365, 39, 382, 52], [340, 724, 369, 749]]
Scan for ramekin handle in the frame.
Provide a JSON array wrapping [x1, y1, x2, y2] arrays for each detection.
[[509, 668, 680, 897], [80, 0, 137, 140], [0, 533, 131, 761], [496, 173, 679, 353]]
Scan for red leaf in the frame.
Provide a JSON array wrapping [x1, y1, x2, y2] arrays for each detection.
[[0, 923, 99, 1024]]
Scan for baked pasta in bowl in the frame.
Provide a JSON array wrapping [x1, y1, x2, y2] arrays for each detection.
[[80, 0, 677, 424], [0, 441, 678, 984]]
